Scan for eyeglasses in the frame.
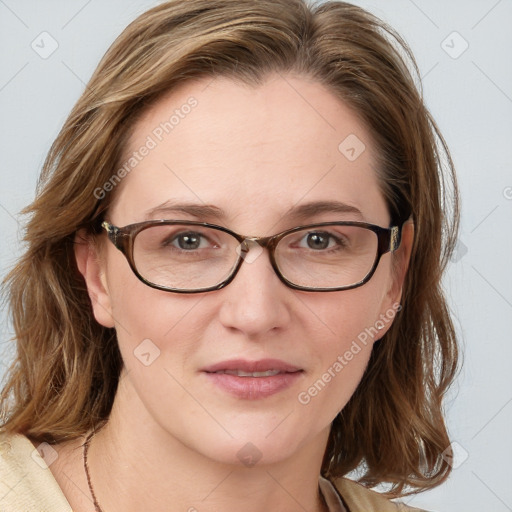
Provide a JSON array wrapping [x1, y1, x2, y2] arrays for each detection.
[[101, 220, 402, 293]]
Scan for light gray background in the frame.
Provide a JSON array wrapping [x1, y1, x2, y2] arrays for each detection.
[[0, 1, 511, 511]]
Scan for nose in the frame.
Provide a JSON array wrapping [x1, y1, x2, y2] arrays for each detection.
[[217, 244, 292, 338]]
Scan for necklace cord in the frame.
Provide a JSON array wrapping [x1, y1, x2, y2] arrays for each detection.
[[83, 431, 104, 512]]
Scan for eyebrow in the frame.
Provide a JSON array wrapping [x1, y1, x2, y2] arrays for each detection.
[[286, 201, 364, 221], [143, 200, 364, 223], [144, 201, 226, 221]]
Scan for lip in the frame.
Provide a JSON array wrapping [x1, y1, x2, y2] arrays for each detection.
[[202, 358, 304, 400], [202, 358, 301, 373]]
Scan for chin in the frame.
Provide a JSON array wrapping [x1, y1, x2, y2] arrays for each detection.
[[175, 417, 324, 469], [208, 437, 301, 468]]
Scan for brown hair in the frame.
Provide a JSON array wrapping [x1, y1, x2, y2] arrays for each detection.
[[0, 0, 459, 496]]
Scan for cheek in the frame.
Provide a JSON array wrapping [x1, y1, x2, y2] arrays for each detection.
[[296, 282, 389, 413], [307, 282, 386, 350], [104, 252, 212, 370]]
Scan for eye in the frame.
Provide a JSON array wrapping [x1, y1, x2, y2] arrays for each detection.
[[300, 232, 338, 250], [168, 231, 210, 250]]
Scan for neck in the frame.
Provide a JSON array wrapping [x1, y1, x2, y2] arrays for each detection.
[[86, 368, 330, 512]]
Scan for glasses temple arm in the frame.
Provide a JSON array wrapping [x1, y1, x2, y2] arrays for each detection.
[[389, 225, 402, 252]]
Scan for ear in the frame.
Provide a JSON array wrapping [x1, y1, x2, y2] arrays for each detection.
[[387, 219, 414, 306], [74, 229, 115, 328], [376, 220, 414, 337]]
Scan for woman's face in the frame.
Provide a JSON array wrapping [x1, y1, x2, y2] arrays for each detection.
[[82, 74, 406, 466]]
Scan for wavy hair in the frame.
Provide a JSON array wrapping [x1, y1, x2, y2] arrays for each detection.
[[0, 0, 459, 496]]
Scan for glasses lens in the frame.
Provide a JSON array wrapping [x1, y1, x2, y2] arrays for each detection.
[[132, 224, 239, 290], [275, 225, 378, 289]]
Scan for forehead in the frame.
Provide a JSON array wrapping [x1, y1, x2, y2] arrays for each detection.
[[110, 73, 389, 230]]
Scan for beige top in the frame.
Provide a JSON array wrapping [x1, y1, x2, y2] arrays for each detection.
[[0, 431, 427, 512]]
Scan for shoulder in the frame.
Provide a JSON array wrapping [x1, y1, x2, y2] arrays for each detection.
[[331, 476, 430, 512], [0, 430, 72, 512]]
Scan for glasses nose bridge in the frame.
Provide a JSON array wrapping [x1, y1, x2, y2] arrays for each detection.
[[239, 233, 277, 254], [232, 234, 281, 288]]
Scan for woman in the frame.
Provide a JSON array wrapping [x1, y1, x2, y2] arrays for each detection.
[[0, 0, 459, 511]]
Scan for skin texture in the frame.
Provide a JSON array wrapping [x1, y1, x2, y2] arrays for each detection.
[[52, 73, 413, 512]]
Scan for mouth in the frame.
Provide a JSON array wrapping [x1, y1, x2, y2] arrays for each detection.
[[202, 359, 304, 399], [212, 369, 284, 377], [202, 358, 302, 373]]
